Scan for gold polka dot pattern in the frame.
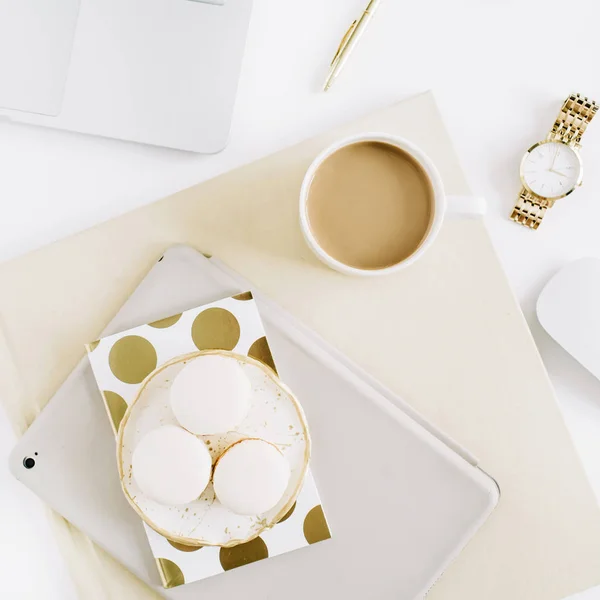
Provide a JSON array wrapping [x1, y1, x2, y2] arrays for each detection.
[[303, 505, 331, 545], [276, 501, 296, 524], [149, 314, 182, 329], [167, 539, 203, 552], [248, 336, 277, 374], [232, 291, 253, 301], [109, 335, 157, 384], [191, 308, 240, 351], [102, 391, 128, 432], [219, 537, 268, 571], [157, 558, 185, 588], [88, 293, 330, 586]]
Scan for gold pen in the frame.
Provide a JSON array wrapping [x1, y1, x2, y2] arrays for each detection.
[[324, 0, 382, 92]]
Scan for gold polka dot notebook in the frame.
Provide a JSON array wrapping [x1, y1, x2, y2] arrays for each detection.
[[86, 293, 331, 588]]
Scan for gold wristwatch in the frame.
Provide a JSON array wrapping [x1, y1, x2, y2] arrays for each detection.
[[511, 93, 598, 229]]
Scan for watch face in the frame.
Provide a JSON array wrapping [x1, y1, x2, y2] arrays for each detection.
[[521, 141, 582, 199]]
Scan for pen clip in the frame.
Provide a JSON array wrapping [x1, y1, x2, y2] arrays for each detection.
[[331, 19, 358, 66]]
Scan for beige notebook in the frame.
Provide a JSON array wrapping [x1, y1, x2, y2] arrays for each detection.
[[1, 92, 599, 600]]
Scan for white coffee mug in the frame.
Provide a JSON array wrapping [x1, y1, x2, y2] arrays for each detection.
[[299, 132, 485, 276]]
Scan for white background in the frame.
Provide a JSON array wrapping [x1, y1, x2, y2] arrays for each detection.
[[1, 0, 600, 598]]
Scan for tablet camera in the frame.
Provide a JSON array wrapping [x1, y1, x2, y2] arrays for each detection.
[[23, 455, 36, 469]]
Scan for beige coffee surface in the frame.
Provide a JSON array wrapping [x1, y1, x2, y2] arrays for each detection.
[[1, 92, 600, 600], [307, 141, 433, 269]]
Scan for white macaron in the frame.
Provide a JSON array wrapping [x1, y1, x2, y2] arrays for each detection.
[[132, 425, 212, 506], [213, 438, 290, 516], [170, 354, 252, 435]]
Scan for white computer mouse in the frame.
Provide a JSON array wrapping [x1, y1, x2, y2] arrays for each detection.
[[537, 257, 600, 380]]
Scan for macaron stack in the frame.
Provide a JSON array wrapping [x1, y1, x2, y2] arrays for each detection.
[[131, 354, 290, 516]]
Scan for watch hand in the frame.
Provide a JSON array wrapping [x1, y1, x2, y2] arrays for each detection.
[[549, 169, 566, 177], [550, 146, 559, 169]]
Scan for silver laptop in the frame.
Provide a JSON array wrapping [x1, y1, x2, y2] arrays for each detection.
[[0, 0, 253, 152]]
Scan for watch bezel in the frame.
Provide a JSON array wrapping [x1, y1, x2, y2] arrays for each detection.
[[520, 139, 583, 200]]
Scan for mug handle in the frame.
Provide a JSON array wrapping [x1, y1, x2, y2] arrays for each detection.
[[446, 195, 486, 217]]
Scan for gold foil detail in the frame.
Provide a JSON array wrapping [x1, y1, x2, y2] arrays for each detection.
[[191, 308, 240, 351], [303, 505, 331, 544], [248, 336, 277, 374], [157, 558, 185, 588], [109, 335, 157, 384], [219, 536, 268, 571], [149, 314, 182, 329], [103, 391, 128, 433], [232, 291, 253, 301], [88, 340, 100, 352]]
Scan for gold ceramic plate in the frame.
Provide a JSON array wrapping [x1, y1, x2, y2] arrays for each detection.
[[116, 350, 311, 548]]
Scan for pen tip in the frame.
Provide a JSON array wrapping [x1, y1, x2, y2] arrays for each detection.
[[323, 79, 332, 92]]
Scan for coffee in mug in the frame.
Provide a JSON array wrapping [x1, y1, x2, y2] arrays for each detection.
[[299, 133, 485, 276], [306, 141, 435, 270]]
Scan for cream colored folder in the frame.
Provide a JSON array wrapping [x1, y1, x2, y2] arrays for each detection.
[[1, 91, 600, 600]]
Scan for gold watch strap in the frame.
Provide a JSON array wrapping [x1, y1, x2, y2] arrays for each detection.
[[549, 93, 598, 145], [510, 188, 553, 230], [511, 93, 598, 229]]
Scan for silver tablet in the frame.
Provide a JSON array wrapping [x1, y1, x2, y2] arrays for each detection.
[[10, 245, 498, 599]]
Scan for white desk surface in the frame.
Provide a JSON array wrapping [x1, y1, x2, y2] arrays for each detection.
[[1, 0, 600, 598]]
